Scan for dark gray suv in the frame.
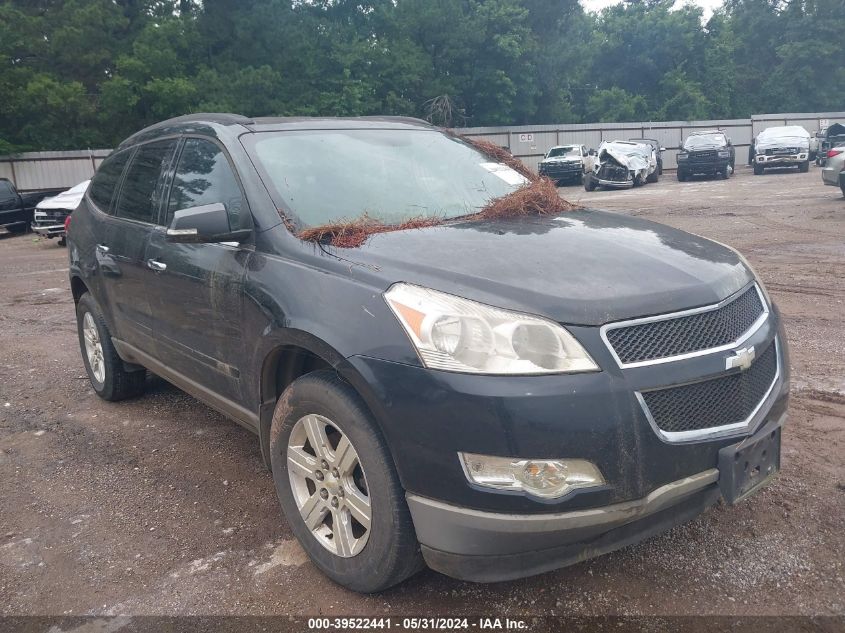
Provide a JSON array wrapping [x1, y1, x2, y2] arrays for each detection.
[[68, 114, 790, 592]]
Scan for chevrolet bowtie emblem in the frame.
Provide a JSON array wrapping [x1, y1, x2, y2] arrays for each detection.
[[726, 346, 756, 371]]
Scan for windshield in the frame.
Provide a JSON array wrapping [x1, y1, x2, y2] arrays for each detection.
[[684, 134, 726, 149], [246, 129, 524, 227], [547, 146, 579, 158]]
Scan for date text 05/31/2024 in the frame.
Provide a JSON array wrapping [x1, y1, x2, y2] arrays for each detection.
[[307, 618, 529, 630]]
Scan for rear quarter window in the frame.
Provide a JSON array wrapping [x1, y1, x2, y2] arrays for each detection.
[[89, 150, 132, 213]]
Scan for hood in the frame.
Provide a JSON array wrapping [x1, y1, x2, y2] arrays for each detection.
[[542, 155, 580, 163], [599, 146, 650, 172], [36, 181, 90, 211], [336, 210, 752, 326], [756, 126, 810, 150]]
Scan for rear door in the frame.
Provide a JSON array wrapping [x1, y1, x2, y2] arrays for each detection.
[[100, 139, 178, 353], [144, 137, 253, 405]]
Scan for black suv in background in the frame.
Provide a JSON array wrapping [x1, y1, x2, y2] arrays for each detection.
[[68, 114, 789, 592], [677, 131, 735, 181]]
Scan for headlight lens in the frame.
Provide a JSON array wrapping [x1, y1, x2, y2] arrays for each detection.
[[718, 150, 730, 158], [385, 283, 598, 375], [677, 152, 688, 160], [460, 453, 605, 499]]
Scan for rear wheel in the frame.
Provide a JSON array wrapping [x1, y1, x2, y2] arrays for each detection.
[[270, 370, 422, 593], [76, 293, 146, 401]]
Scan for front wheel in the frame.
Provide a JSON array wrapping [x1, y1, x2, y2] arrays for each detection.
[[754, 164, 764, 175], [647, 170, 659, 183], [270, 370, 422, 592], [799, 160, 810, 173], [76, 293, 146, 401], [677, 169, 688, 182], [584, 175, 597, 191]]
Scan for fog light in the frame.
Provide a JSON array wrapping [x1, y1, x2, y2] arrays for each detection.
[[459, 453, 605, 499]]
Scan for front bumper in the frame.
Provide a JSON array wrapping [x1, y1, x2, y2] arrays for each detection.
[[678, 158, 730, 174], [31, 222, 65, 237], [539, 165, 583, 180], [593, 176, 633, 188], [409, 412, 785, 582], [756, 153, 807, 165]]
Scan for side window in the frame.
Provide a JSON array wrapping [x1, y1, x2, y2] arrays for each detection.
[[89, 150, 132, 213], [114, 140, 177, 224], [0, 180, 16, 203], [167, 138, 247, 230]]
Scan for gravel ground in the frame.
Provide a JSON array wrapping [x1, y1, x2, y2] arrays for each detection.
[[0, 166, 843, 617]]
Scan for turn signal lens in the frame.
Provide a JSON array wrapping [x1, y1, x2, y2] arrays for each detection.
[[459, 453, 605, 499]]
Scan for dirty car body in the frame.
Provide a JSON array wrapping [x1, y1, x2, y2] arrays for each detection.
[[677, 131, 735, 181], [585, 141, 656, 190], [67, 114, 790, 590]]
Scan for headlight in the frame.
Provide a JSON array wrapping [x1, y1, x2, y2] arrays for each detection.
[[677, 153, 688, 160], [459, 453, 605, 499], [385, 283, 599, 375], [718, 150, 730, 158]]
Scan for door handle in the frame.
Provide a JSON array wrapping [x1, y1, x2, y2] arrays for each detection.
[[96, 244, 110, 254], [146, 259, 167, 272]]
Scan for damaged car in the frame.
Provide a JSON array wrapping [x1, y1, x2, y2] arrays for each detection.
[[538, 144, 587, 185], [32, 180, 90, 245], [68, 114, 790, 593], [584, 140, 657, 191], [753, 125, 811, 174]]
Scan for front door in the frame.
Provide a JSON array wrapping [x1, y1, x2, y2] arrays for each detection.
[[143, 137, 253, 406]]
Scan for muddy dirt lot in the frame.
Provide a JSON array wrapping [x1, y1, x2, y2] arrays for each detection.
[[1, 167, 843, 617]]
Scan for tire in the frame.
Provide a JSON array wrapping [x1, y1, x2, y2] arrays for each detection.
[[720, 168, 729, 180], [584, 175, 597, 191], [677, 170, 687, 182], [633, 174, 644, 187], [799, 160, 809, 173], [269, 370, 422, 593], [754, 164, 764, 175], [58, 237, 66, 247], [839, 175, 845, 198], [647, 170, 658, 184], [76, 293, 146, 401]]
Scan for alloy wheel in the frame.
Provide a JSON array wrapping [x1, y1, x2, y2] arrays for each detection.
[[287, 414, 371, 557], [82, 312, 105, 384]]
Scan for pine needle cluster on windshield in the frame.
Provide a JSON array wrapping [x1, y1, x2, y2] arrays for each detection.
[[295, 132, 578, 248]]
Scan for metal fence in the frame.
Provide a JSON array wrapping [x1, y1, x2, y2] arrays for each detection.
[[458, 111, 845, 172], [1, 111, 844, 192], [0, 149, 110, 193]]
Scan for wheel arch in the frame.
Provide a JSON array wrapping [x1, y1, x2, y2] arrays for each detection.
[[70, 275, 89, 304], [257, 330, 384, 472]]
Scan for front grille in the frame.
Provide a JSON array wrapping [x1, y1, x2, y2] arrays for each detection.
[[640, 340, 778, 434], [690, 150, 717, 162], [765, 147, 799, 156], [604, 285, 765, 365]]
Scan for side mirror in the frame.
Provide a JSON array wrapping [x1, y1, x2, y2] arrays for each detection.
[[660, 147, 666, 152], [166, 202, 251, 244], [727, 138, 733, 146]]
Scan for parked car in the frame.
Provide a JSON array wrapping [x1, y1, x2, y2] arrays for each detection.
[[584, 140, 657, 190], [69, 114, 790, 592], [752, 125, 811, 174], [628, 138, 665, 175], [676, 131, 735, 181], [820, 145, 845, 197], [32, 180, 90, 245], [538, 144, 587, 185], [816, 123, 845, 167], [0, 179, 59, 234]]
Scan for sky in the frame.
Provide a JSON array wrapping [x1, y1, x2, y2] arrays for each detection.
[[581, 0, 725, 20]]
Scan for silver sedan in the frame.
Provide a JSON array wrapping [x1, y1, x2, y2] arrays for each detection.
[[821, 145, 845, 197]]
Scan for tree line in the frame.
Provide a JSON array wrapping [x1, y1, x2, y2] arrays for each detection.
[[1, 0, 843, 153]]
